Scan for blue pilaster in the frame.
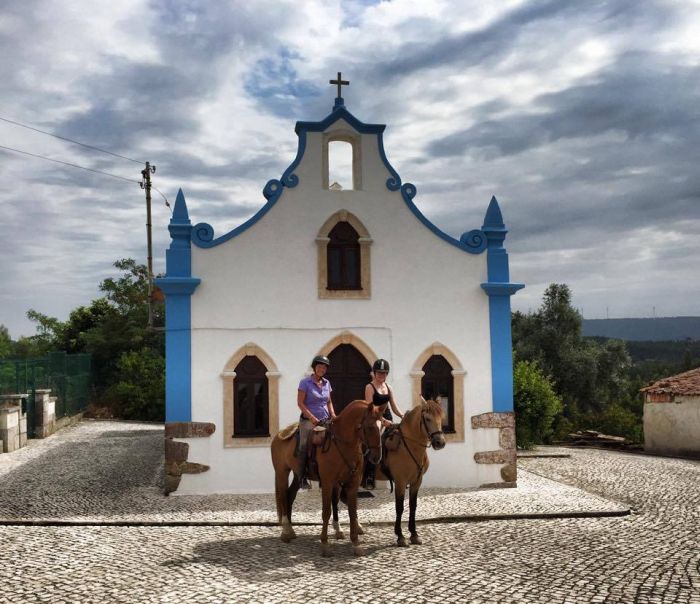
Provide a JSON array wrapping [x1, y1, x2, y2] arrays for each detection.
[[154, 189, 201, 422], [480, 197, 524, 413]]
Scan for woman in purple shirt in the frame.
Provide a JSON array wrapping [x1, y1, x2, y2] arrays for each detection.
[[296, 355, 337, 489]]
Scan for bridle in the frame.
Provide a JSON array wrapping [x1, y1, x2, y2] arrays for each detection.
[[400, 409, 444, 449], [421, 410, 445, 446]]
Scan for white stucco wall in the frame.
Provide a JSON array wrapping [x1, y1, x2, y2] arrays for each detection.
[[644, 396, 700, 458], [178, 118, 498, 494]]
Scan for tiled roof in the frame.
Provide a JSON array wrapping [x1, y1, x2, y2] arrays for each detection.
[[640, 366, 700, 396]]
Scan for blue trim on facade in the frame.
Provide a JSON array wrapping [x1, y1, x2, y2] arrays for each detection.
[[154, 189, 201, 422], [479, 197, 524, 413], [295, 105, 386, 135], [190, 102, 486, 256], [399, 183, 487, 254]]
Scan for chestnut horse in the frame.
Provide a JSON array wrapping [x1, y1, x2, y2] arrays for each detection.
[[376, 397, 446, 546], [271, 400, 383, 556]]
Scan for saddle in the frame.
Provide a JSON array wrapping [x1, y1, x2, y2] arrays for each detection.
[[379, 425, 401, 490], [277, 422, 299, 440], [383, 425, 401, 452]]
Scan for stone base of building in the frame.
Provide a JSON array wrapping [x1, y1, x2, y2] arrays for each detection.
[[471, 411, 517, 488], [164, 422, 215, 494]]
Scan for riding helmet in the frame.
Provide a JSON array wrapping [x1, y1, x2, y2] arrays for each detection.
[[373, 359, 390, 373], [311, 355, 331, 369]]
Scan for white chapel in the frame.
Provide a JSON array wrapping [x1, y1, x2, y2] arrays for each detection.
[[156, 80, 524, 495]]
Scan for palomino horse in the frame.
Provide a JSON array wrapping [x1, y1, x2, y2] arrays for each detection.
[[270, 400, 383, 556], [376, 397, 446, 546]]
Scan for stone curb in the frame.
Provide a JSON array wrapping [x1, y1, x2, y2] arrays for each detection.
[[0, 508, 630, 527], [517, 453, 571, 458]]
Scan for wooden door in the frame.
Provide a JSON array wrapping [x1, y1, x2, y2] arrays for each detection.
[[326, 344, 371, 414]]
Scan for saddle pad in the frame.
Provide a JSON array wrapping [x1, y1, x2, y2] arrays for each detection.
[[277, 422, 299, 440]]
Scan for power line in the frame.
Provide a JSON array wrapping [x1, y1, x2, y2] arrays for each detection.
[[0, 144, 139, 184], [0, 115, 144, 164]]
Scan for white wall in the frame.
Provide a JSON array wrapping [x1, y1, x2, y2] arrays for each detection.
[[179, 118, 495, 494], [644, 396, 700, 458]]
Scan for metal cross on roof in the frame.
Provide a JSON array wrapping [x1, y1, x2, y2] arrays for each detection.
[[329, 72, 349, 98]]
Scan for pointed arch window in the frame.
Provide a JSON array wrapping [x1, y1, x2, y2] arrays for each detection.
[[233, 356, 269, 437], [223, 343, 280, 447], [317, 210, 372, 299], [327, 221, 361, 290], [421, 355, 455, 434]]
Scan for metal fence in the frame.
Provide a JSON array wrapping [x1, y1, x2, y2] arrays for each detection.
[[0, 352, 92, 437]]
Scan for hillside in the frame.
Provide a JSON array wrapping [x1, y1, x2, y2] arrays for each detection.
[[582, 317, 700, 341]]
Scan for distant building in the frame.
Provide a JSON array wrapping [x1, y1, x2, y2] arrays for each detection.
[[641, 367, 700, 458]]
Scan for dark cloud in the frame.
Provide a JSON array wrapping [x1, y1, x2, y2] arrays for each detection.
[[372, 0, 677, 81], [428, 53, 700, 159]]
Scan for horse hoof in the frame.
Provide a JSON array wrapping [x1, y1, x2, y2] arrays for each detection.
[[353, 545, 365, 556], [356, 523, 365, 536], [320, 544, 333, 557], [332, 522, 345, 539], [410, 534, 423, 545], [280, 527, 296, 542], [397, 537, 409, 548]]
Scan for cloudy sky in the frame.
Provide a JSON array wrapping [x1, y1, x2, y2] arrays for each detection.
[[2, 0, 699, 338]]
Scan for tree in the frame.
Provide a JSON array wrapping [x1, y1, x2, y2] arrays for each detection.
[[25, 258, 164, 420], [513, 283, 638, 436], [0, 325, 12, 359]]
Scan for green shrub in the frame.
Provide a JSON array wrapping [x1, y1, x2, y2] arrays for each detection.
[[103, 348, 164, 421], [514, 360, 563, 449]]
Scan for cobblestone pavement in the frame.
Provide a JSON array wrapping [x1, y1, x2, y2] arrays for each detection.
[[1, 422, 698, 603], [0, 421, 626, 524]]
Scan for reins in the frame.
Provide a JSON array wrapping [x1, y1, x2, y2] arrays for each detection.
[[327, 406, 379, 478]]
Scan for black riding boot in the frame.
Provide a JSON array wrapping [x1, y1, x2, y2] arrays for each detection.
[[362, 462, 376, 490], [298, 458, 312, 490]]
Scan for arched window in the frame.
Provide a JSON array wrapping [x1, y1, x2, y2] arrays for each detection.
[[233, 356, 269, 437], [317, 210, 372, 299], [421, 355, 455, 433], [327, 221, 361, 290]]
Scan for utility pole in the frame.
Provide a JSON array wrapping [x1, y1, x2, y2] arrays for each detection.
[[140, 161, 156, 329]]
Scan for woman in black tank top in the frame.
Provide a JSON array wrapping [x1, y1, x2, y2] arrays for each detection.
[[362, 359, 404, 490], [365, 360, 404, 426]]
